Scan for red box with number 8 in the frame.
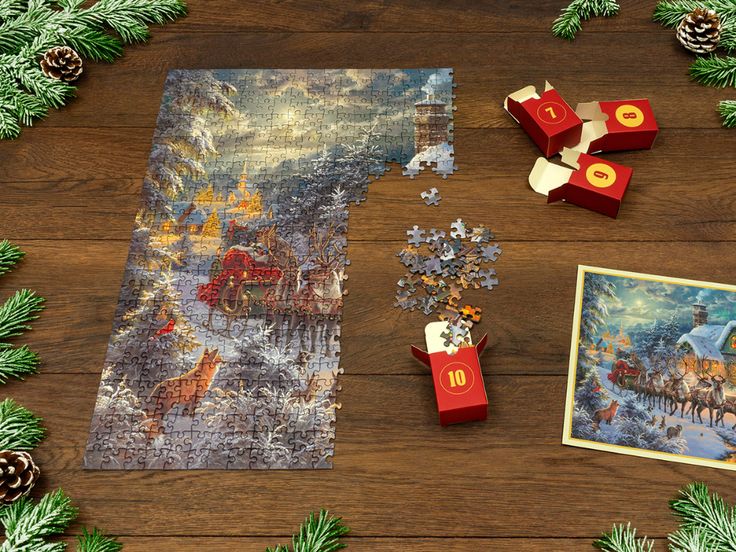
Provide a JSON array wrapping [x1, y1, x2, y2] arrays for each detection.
[[504, 81, 583, 157], [411, 322, 489, 426], [574, 99, 658, 154]]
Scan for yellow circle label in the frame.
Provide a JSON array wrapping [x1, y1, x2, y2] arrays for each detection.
[[586, 163, 617, 188], [536, 101, 568, 125], [615, 104, 644, 128], [439, 362, 475, 396]]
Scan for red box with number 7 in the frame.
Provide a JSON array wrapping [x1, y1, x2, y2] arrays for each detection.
[[573, 99, 658, 154], [504, 81, 583, 157], [411, 322, 489, 426], [528, 148, 633, 218]]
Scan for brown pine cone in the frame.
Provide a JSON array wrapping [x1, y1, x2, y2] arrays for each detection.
[[40, 46, 83, 82], [677, 8, 722, 54], [0, 450, 40, 504]]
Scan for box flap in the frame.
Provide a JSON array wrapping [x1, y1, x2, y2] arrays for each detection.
[[528, 157, 573, 197]]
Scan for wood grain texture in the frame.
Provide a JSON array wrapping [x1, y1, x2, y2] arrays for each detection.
[[1, 0, 735, 549]]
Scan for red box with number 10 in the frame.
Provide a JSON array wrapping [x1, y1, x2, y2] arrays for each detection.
[[411, 322, 489, 426]]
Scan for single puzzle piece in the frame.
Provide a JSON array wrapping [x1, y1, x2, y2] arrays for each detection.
[[461, 304, 482, 323], [450, 218, 467, 239], [420, 187, 441, 206], [407, 225, 426, 247]]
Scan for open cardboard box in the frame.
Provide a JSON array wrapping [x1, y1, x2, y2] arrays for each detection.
[[528, 148, 633, 218], [504, 81, 583, 158], [573, 99, 658, 154]]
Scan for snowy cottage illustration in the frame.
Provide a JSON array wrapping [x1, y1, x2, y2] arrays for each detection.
[[677, 302, 736, 378]]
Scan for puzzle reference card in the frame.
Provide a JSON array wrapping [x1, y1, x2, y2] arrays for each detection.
[[563, 266, 736, 471], [84, 69, 455, 469]]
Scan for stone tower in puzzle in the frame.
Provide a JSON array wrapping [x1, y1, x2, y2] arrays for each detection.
[[414, 97, 449, 154], [692, 302, 708, 328]]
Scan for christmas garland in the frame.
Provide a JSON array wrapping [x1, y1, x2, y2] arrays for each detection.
[[0, 241, 120, 550], [0, 0, 187, 139], [595, 482, 736, 551]]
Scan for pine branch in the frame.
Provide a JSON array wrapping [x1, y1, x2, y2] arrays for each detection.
[[552, 0, 620, 40], [76, 528, 123, 552], [668, 526, 715, 552], [653, 1, 736, 28], [0, 0, 187, 139], [0, 489, 77, 552], [266, 510, 349, 552], [0, 289, 45, 342], [670, 482, 736, 551], [720, 99, 736, 127], [0, 398, 45, 450], [0, 240, 23, 277], [594, 523, 654, 552], [690, 55, 736, 87], [0, 345, 40, 382]]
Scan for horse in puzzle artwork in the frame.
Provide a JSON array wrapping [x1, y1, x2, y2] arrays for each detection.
[[146, 347, 222, 437]]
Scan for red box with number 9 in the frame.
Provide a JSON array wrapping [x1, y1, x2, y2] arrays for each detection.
[[411, 328, 489, 426], [504, 81, 583, 158], [528, 148, 633, 218]]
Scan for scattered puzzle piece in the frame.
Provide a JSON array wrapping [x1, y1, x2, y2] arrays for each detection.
[[421, 187, 441, 206]]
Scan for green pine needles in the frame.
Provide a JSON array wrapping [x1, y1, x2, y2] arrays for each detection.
[[0, 489, 121, 552], [0, 240, 44, 382], [552, 0, 620, 40], [0, 0, 187, 139], [654, 1, 736, 127], [719, 99, 736, 127], [594, 482, 736, 551], [0, 398, 45, 450], [266, 510, 349, 552]]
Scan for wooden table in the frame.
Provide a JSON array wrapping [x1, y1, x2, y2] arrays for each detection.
[[0, 1, 734, 549]]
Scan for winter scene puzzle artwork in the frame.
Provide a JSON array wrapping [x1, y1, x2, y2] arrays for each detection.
[[84, 69, 455, 469], [563, 266, 736, 471]]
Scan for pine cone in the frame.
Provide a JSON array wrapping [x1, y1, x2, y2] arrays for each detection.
[[0, 450, 40, 504], [40, 46, 83, 82], [677, 8, 721, 54]]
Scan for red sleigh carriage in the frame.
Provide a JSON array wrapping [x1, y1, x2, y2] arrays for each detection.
[[197, 245, 282, 333]]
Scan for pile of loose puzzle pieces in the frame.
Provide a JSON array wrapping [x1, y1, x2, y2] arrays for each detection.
[[395, 218, 502, 348]]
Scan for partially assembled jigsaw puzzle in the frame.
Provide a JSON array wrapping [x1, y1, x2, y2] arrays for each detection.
[[84, 69, 455, 469]]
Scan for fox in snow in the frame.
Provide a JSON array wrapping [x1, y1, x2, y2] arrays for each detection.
[[592, 400, 619, 430]]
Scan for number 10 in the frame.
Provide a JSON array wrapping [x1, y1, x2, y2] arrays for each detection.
[[448, 369, 466, 388]]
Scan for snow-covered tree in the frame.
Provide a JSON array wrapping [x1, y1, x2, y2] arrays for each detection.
[[107, 271, 200, 384], [575, 368, 608, 413], [576, 273, 617, 382], [633, 315, 682, 368]]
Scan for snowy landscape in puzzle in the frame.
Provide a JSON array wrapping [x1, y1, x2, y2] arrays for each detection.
[[567, 270, 736, 468], [83, 69, 455, 469]]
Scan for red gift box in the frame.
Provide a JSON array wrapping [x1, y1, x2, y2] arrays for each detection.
[[574, 99, 658, 154], [528, 148, 633, 218], [411, 322, 488, 426], [504, 81, 583, 158]]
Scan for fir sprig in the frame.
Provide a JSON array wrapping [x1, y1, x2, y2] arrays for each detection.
[[0, 489, 77, 552], [266, 510, 349, 552], [552, 0, 620, 40], [690, 55, 736, 87], [0, 0, 187, 139], [76, 528, 123, 552], [595, 483, 736, 551], [719, 99, 736, 127], [670, 482, 736, 550], [594, 523, 654, 552], [0, 398, 45, 450], [0, 345, 40, 383], [0, 289, 45, 342], [0, 240, 24, 277]]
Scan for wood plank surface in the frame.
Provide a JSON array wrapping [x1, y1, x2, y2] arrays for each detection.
[[1, 0, 735, 550]]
